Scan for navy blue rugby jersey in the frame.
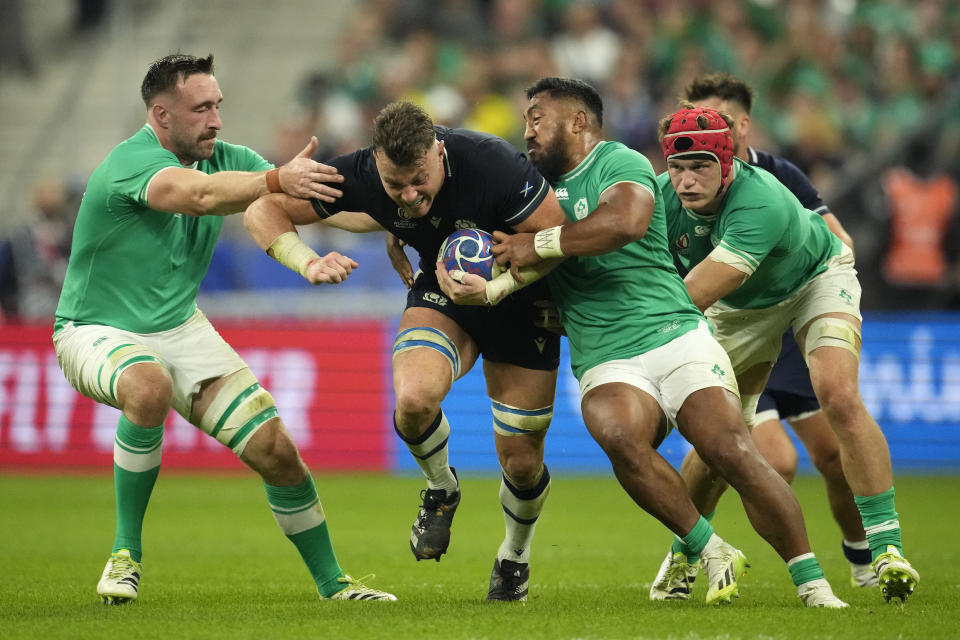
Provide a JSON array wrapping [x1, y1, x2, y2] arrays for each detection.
[[311, 126, 549, 278], [748, 148, 827, 215], [749, 147, 833, 396]]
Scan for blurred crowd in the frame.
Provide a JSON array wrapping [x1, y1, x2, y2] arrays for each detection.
[[3, 0, 959, 321], [273, 0, 960, 309], [282, 0, 959, 187]]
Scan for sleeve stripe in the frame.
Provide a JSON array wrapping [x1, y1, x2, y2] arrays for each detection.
[[710, 243, 759, 275], [504, 177, 548, 225], [597, 180, 654, 201]]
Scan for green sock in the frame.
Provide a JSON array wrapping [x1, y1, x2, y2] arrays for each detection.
[[670, 511, 715, 557], [854, 487, 902, 559], [787, 553, 825, 586], [677, 516, 714, 564], [265, 475, 344, 597], [112, 415, 163, 562]]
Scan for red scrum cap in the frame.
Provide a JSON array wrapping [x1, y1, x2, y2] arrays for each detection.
[[662, 107, 735, 188]]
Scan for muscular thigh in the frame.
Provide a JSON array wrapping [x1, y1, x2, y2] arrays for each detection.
[[581, 381, 667, 448], [53, 309, 244, 416], [393, 307, 478, 408]]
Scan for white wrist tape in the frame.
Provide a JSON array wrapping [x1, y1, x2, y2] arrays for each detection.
[[484, 265, 542, 305], [534, 226, 564, 259], [267, 231, 320, 278]]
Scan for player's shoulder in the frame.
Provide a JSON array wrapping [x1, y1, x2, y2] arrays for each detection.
[[750, 149, 812, 186], [98, 125, 178, 179], [441, 126, 529, 164]]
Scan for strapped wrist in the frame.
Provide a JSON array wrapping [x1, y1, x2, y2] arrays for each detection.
[[267, 231, 320, 277], [534, 226, 564, 259], [484, 265, 542, 305], [266, 168, 282, 193]]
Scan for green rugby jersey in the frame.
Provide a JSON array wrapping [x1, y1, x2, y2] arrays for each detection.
[[548, 141, 703, 379], [55, 125, 271, 333], [660, 159, 841, 310]]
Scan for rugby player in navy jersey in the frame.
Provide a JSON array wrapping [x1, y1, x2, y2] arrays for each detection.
[[243, 100, 565, 601], [653, 72, 879, 591]]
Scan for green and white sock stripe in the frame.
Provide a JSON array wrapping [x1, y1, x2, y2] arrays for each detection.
[[854, 487, 902, 558], [787, 553, 825, 586], [114, 415, 163, 472], [265, 476, 326, 536]]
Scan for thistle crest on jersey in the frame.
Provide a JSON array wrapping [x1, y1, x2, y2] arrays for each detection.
[[438, 228, 500, 280], [662, 107, 734, 188]]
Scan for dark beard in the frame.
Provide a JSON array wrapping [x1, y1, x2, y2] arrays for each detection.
[[528, 135, 569, 185]]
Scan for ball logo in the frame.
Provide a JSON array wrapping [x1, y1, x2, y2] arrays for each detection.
[[438, 228, 501, 280]]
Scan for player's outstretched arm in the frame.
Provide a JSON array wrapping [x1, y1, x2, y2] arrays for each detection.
[[146, 137, 344, 217]]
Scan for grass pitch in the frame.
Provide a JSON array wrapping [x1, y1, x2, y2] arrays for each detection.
[[1, 472, 956, 639]]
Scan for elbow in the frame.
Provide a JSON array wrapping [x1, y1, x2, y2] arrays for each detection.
[[184, 192, 220, 217], [242, 200, 262, 233], [620, 219, 649, 245]]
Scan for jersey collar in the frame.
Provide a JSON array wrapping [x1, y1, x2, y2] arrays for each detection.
[[559, 140, 609, 182]]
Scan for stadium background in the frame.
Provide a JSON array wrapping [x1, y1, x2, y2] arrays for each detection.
[[0, 0, 958, 475]]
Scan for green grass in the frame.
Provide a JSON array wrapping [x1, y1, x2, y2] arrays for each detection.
[[1, 472, 957, 639]]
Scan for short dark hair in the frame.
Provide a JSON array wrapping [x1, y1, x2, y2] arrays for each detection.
[[141, 53, 215, 107], [371, 101, 436, 166], [526, 77, 604, 127], [680, 72, 754, 114]]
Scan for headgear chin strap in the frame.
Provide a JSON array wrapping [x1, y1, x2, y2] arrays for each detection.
[[662, 107, 735, 190]]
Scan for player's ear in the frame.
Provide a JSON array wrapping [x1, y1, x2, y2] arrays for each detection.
[[151, 103, 169, 128], [571, 110, 587, 133], [437, 139, 445, 160]]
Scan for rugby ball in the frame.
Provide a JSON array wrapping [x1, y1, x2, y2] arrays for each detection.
[[438, 228, 502, 280]]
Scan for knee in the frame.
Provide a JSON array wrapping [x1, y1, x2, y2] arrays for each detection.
[[244, 420, 305, 483], [768, 452, 797, 484], [809, 441, 844, 483], [394, 383, 443, 426], [499, 446, 543, 487], [595, 425, 652, 470], [815, 379, 862, 425], [696, 431, 756, 480], [117, 364, 173, 422]]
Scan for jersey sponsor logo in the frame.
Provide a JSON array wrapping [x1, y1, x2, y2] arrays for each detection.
[[454, 219, 479, 230], [656, 319, 682, 334], [422, 292, 448, 306], [694, 224, 711, 236], [839, 288, 853, 304], [574, 197, 589, 219], [520, 181, 534, 198], [92, 336, 108, 348], [555, 187, 569, 200], [676, 234, 689, 251], [393, 219, 417, 229], [711, 363, 726, 378]]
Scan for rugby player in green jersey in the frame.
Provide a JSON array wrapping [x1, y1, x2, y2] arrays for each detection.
[[439, 77, 846, 607], [663, 72, 876, 593], [657, 104, 918, 603], [53, 53, 394, 604]]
